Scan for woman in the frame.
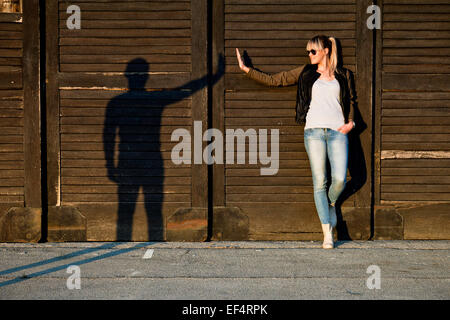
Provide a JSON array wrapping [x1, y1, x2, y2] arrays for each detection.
[[236, 35, 356, 249]]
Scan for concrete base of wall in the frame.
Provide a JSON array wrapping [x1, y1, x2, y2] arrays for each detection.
[[165, 207, 208, 241], [47, 206, 87, 242], [374, 203, 450, 240], [0, 207, 41, 242]]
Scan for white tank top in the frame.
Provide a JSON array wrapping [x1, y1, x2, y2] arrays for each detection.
[[304, 78, 345, 131]]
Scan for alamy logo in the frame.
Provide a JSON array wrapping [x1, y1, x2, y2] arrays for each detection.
[[66, 265, 81, 290], [66, 5, 81, 30], [171, 121, 279, 176], [366, 265, 381, 289]]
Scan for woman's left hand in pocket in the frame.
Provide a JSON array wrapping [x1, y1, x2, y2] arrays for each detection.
[[337, 122, 354, 135]]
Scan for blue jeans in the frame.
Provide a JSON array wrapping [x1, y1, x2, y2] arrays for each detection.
[[304, 128, 348, 224]]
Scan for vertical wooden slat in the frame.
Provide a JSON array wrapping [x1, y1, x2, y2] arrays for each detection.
[[46, 0, 60, 206], [374, 0, 383, 206], [212, 0, 225, 207], [22, 0, 41, 207], [191, 0, 208, 208], [354, 0, 373, 208]]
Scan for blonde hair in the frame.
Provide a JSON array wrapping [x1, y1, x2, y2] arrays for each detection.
[[306, 35, 338, 75]]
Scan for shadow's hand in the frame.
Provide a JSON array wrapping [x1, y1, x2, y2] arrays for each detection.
[[107, 167, 120, 183]]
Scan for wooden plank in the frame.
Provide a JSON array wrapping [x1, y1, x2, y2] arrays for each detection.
[[381, 168, 450, 176], [59, 37, 191, 46], [0, 71, 21, 89], [383, 65, 450, 74], [383, 13, 450, 21], [61, 150, 189, 160], [382, 159, 450, 168], [60, 116, 191, 126], [0, 153, 23, 161], [226, 185, 312, 194], [226, 159, 310, 168], [381, 143, 450, 151], [381, 150, 450, 159], [61, 176, 191, 186], [59, 89, 194, 100], [226, 168, 311, 176], [0, 161, 23, 169], [61, 125, 191, 134], [0, 186, 23, 195], [382, 109, 450, 117], [46, 0, 61, 206], [383, 74, 450, 91], [60, 142, 192, 152], [61, 133, 182, 143], [59, 29, 191, 38], [0, 178, 23, 187], [62, 185, 190, 194], [381, 117, 450, 125], [62, 159, 190, 169], [382, 184, 450, 193], [0, 117, 23, 126], [0, 13, 22, 23], [60, 64, 190, 73], [58, 20, 191, 29], [0, 169, 23, 178], [60, 99, 190, 108], [225, 30, 355, 40], [225, 0, 355, 4], [384, 4, 450, 13], [61, 168, 192, 177], [225, 21, 355, 30], [62, 193, 191, 203], [212, 0, 226, 207], [225, 14, 355, 22], [226, 117, 299, 126], [190, 0, 208, 208], [58, 12, 191, 20], [60, 74, 190, 90], [60, 107, 191, 117], [227, 193, 313, 202], [225, 4, 355, 13], [225, 108, 293, 117], [0, 89, 23, 98], [58, 2, 190, 11], [384, 30, 450, 39], [23, 0, 41, 207], [226, 176, 313, 186], [381, 176, 450, 184], [59, 45, 190, 55], [381, 193, 450, 201], [383, 134, 450, 142]]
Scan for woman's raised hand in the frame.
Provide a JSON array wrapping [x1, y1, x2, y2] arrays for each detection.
[[236, 48, 250, 73]]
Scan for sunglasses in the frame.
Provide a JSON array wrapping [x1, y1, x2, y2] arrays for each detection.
[[306, 49, 320, 55]]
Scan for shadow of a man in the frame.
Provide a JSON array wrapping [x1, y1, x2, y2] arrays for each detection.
[[103, 57, 223, 241]]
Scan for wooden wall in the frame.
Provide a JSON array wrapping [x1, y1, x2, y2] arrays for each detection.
[[0, 0, 41, 242], [0, 0, 448, 242], [45, 0, 209, 241], [212, 0, 373, 240], [0, 14, 23, 208], [374, 0, 450, 239]]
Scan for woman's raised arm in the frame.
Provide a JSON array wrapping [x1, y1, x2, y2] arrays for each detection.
[[236, 48, 305, 87]]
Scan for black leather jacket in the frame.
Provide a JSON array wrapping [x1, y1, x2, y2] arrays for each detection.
[[295, 64, 355, 125]]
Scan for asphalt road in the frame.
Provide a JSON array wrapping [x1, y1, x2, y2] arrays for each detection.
[[0, 241, 449, 300]]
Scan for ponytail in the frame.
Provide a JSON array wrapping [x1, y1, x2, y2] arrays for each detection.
[[328, 36, 338, 75]]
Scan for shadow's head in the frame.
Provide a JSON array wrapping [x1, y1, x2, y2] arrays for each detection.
[[125, 58, 149, 89]]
